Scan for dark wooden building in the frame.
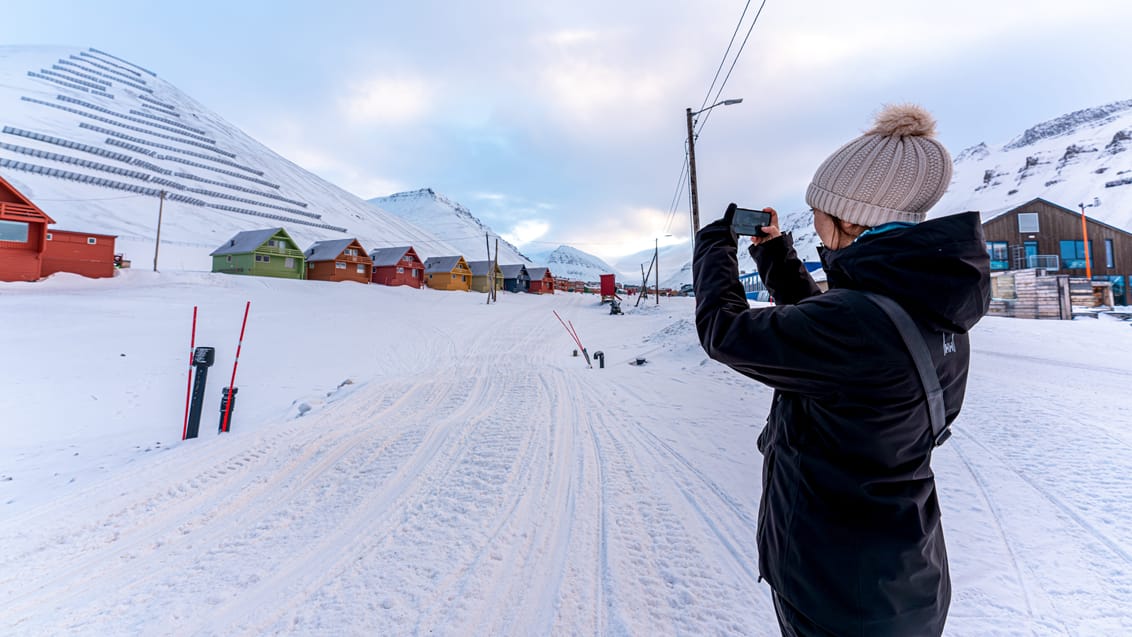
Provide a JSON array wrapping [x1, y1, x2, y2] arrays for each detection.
[[370, 245, 424, 288], [527, 267, 555, 294], [982, 198, 1132, 305], [499, 264, 530, 292], [304, 238, 372, 284]]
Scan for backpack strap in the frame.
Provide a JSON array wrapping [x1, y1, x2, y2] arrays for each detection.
[[859, 291, 951, 446]]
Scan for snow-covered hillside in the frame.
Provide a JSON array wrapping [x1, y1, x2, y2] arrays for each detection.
[[367, 188, 530, 265], [0, 45, 466, 269], [541, 244, 621, 283], [936, 99, 1132, 227]]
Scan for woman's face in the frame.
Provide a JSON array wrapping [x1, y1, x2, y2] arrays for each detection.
[[812, 208, 855, 250]]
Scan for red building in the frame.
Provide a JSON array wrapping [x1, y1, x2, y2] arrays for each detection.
[[527, 267, 555, 294], [1, 174, 117, 281], [370, 245, 424, 288], [304, 238, 373, 283]]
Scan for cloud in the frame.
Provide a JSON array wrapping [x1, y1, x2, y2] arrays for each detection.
[[339, 74, 434, 125], [501, 219, 550, 246]]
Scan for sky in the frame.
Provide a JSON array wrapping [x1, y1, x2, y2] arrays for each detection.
[[4, 0, 1132, 260], [2, 271, 1131, 633]]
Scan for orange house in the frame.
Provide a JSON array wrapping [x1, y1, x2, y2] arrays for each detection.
[[526, 267, 555, 294], [1, 173, 116, 281], [304, 238, 372, 283], [370, 245, 424, 288]]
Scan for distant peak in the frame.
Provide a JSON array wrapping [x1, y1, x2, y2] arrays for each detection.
[[1004, 99, 1132, 150]]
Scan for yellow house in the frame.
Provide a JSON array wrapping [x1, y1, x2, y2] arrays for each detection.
[[424, 255, 472, 291]]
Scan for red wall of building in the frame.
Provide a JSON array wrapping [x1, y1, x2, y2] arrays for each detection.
[[372, 264, 424, 288], [41, 230, 116, 279], [307, 260, 372, 283], [0, 222, 46, 282]]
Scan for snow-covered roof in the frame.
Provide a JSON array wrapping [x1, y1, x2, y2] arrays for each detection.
[[527, 267, 552, 279], [369, 246, 415, 266], [424, 256, 466, 273], [499, 264, 528, 278], [210, 228, 286, 256], [465, 260, 501, 276], [304, 238, 357, 262]]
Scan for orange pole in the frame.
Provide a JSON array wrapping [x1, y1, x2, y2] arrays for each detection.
[[1079, 204, 1092, 279], [181, 306, 198, 440]]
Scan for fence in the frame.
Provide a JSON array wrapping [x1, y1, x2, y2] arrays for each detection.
[[2, 126, 135, 163], [57, 59, 152, 93], [33, 70, 107, 92], [0, 142, 153, 181], [56, 94, 216, 144], [68, 55, 149, 89], [89, 48, 157, 77], [137, 93, 176, 111], [79, 51, 143, 79], [173, 171, 308, 208], [25, 72, 114, 99], [141, 103, 180, 117], [50, 64, 113, 87], [128, 109, 205, 135]]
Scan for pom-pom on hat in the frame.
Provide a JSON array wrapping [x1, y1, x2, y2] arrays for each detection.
[[805, 103, 953, 227]]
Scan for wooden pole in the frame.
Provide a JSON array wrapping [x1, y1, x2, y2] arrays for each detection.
[[686, 107, 701, 239], [493, 238, 500, 302], [153, 190, 165, 272], [655, 238, 660, 304]]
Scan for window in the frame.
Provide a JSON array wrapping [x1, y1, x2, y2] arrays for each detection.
[[226, 255, 232, 263], [1017, 212, 1039, 233], [986, 241, 1009, 270], [335, 261, 346, 270], [356, 264, 365, 274], [397, 266, 404, 274], [1059, 240, 1093, 270], [412, 269, 418, 278], [285, 257, 295, 269], [1106, 239, 1115, 268], [255, 254, 271, 263], [0, 220, 29, 242], [345, 248, 358, 256], [87, 237, 97, 245], [46, 232, 53, 241], [403, 255, 412, 263]]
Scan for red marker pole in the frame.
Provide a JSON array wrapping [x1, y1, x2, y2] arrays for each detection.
[[181, 306, 198, 440], [220, 301, 250, 433]]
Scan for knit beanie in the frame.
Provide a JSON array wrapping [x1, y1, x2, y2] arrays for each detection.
[[805, 104, 952, 226]]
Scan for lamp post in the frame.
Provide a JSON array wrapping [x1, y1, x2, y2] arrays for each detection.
[[1078, 200, 1098, 279], [686, 98, 743, 240]]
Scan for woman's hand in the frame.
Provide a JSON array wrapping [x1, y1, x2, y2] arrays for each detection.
[[750, 207, 781, 246]]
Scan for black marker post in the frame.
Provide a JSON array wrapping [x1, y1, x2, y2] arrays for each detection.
[[185, 346, 215, 439]]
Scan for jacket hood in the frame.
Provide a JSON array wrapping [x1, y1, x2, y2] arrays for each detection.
[[819, 211, 991, 332]]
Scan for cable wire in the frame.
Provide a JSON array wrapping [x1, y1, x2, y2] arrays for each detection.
[[697, 0, 768, 137]]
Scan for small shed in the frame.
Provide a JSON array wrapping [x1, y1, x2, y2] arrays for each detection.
[[499, 264, 530, 292], [370, 245, 424, 288], [0, 173, 52, 282], [211, 227, 305, 279], [304, 238, 372, 284], [527, 267, 555, 294], [42, 229, 117, 279], [466, 260, 504, 293], [424, 255, 472, 291]]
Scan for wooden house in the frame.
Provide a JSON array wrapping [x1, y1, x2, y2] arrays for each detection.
[[1, 173, 116, 281], [527, 267, 555, 294], [370, 245, 424, 288], [424, 255, 472, 291], [982, 198, 1132, 305], [304, 238, 372, 284], [210, 227, 305, 279], [466, 260, 503, 293], [499, 264, 530, 292], [42, 229, 117, 279]]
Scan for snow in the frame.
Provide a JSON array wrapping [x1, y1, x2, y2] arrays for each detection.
[[2, 271, 1131, 635]]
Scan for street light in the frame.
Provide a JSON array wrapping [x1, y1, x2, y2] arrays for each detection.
[[1078, 198, 1099, 279], [686, 98, 743, 240]]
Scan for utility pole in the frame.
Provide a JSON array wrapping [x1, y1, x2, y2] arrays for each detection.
[[485, 233, 492, 304], [654, 237, 660, 305], [1078, 203, 1093, 279], [492, 238, 499, 303], [153, 190, 166, 272], [686, 107, 700, 239]]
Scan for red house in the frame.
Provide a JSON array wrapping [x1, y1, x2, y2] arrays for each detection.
[[370, 245, 424, 288], [304, 238, 372, 283], [0, 173, 117, 281], [527, 267, 555, 294]]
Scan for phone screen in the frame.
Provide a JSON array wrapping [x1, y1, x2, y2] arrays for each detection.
[[732, 208, 772, 236]]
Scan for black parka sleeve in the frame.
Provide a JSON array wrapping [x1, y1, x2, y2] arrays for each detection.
[[692, 215, 868, 398], [748, 235, 821, 305]]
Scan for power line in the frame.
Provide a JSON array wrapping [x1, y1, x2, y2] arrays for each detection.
[[697, 0, 768, 137], [696, 0, 753, 117]]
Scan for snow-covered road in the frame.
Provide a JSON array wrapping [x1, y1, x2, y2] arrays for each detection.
[[1, 272, 1130, 635]]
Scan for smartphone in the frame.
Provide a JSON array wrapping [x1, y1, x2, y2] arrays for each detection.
[[731, 207, 772, 237]]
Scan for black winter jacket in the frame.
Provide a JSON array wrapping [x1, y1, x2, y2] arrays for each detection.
[[693, 209, 990, 636]]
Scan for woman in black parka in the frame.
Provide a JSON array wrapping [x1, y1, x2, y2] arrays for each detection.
[[693, 104, 990, 636]]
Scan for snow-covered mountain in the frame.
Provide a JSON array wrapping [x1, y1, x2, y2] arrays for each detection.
[[541, 245, 621, 283], [0, 45, 466, 270], [936, 99, 1132, 228], [367, 188, 529, 265]]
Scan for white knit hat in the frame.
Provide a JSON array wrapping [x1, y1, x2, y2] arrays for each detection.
[[805, 104, 953, 226]]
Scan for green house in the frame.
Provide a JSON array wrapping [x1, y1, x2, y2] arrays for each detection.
[[210, 227, 305, 279]]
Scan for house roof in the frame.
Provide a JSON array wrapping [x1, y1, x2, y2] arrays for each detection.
[[424, 255, 466, 273], [210, 227, 287, 256], [369, 245, 416, 266], [527, 267, 553, 279], [499, 264, 528, 278], [0, 173, 54, 225], [465, 260, 502, 276], [980, 197, 1132, 236], [304, 238, 358, 262]]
